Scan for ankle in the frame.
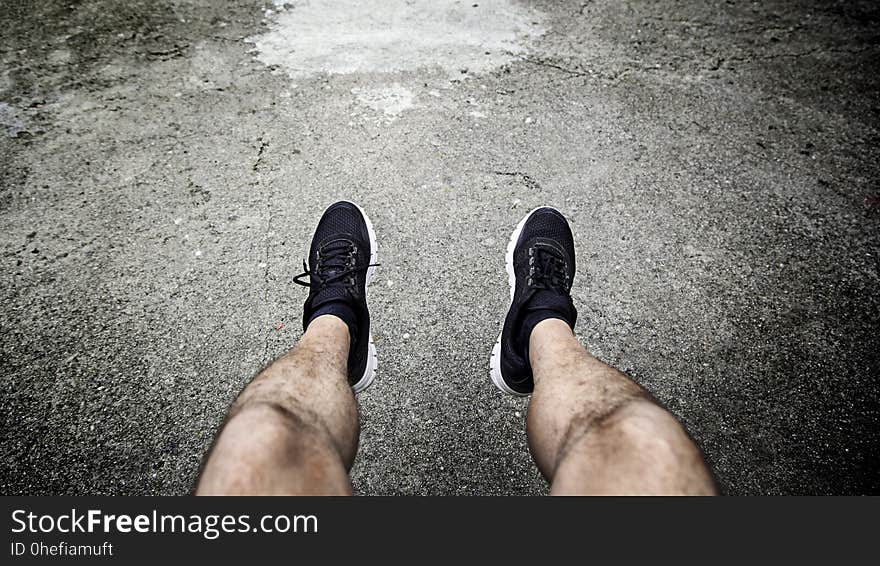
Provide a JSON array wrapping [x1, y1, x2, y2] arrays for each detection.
[[298, 316, 351, 368], [305, 314, 350, 340], [528, 319, 587, 388], [529, 318, 576, 355]]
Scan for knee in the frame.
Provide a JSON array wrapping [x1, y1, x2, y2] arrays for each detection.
[[197, 402, 349, 495], [555, 400, 715, 494], [592, 401, 713, 484], [216, 402, 299, 453], [228, 399, 300, 427], [563, 398, 695, 466], [214, 401, 344, 471], [224, 401, 328, 448], [596, 401, 690, 450]]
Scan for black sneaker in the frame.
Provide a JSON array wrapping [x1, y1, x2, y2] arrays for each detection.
[[294, 201, 378, 393], [490, 207, 577, 396]]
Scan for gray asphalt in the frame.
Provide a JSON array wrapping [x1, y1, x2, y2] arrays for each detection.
[[1, 0, 878, 495]]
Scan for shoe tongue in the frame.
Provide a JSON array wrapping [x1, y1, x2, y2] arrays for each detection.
[[318, 238, 353, 277]]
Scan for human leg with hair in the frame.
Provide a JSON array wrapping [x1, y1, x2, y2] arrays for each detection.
[[490, 207, 715, 495], [197, 201, 378, 495]]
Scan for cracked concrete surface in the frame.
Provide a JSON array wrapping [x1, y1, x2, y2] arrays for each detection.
[[1, 0, 878, 495]]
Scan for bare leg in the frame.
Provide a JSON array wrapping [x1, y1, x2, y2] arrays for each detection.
[[196, 315, 358, 495], [527, 318, 716, 495]]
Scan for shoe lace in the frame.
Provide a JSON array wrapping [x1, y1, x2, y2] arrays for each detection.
[[293, 240, 378, 289], [528, 245, 569, 292]]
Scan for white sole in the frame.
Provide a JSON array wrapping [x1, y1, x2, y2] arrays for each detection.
[[338, 201, 378, 395], [489, 206, 557, 397]]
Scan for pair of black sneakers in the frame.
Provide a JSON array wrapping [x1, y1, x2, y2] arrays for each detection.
[[294, 201, 577, 396]]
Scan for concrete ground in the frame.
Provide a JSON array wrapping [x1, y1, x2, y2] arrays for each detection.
[[1, 0, 878, 495]]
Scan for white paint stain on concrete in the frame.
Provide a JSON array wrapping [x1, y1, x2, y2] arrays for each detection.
[[249, 0, 545, 79], [351, 84, 415, 117]]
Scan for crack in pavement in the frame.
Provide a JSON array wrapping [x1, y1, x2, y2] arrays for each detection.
[[252, 137, 268, 172], [252, 135, 274, 364], [515, 54, 590, 78]]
